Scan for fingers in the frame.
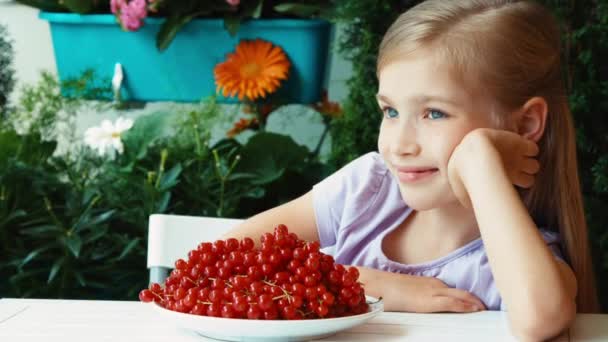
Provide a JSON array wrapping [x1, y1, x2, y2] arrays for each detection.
[[430, 296, 483, 313], [521, 158, 540, 175], [515, 173, 535, 188], [435, 287, 487, 311], [522, 139, 539, 157]]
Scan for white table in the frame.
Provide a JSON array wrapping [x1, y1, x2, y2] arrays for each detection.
[[1, 298, 606, 341]]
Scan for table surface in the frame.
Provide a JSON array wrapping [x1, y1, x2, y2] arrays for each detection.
[[1, 298, 607, 341]]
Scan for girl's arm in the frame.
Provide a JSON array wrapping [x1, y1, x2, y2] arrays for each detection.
[[222, 190, 486, 313], [220, 191, 320, 247], [449, 129, 577, 341]]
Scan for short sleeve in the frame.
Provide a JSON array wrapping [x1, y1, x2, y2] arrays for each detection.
[[311, 152, 387, 248]]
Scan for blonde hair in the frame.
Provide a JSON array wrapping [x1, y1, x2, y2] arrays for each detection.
[[378, 0, 598, 313]]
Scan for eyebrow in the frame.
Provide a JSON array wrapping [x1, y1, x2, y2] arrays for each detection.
[[376, 93, 461, 107]]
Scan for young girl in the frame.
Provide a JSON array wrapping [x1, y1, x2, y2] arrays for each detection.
[[223, 0, 599, 340]]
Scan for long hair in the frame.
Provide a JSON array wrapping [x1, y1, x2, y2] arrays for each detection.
[[378, 0, 598, 313]]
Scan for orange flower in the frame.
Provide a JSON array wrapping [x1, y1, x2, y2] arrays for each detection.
[[227, 117, 259, 137], [242, 103, 277, 118], [214, 39, 291, 101], [312, 90, 342, 118]]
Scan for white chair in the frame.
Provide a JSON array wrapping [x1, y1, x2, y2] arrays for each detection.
[[147, 213, 335, 284], [147, 214, 244, 284]]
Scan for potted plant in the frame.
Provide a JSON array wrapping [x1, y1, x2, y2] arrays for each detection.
[[17, 0, 335, 103]]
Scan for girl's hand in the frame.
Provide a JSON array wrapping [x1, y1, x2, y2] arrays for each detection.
[[402, 276, 487, 313], [358, 266, 486, 313], [447, 128, 540, 208]]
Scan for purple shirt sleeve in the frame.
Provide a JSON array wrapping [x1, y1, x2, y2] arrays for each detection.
[[311, 152, 387, 248]]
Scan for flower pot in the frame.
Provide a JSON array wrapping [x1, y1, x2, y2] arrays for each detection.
[[39, 12, 332, 103]]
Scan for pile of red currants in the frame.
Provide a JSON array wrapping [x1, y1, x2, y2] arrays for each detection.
[[139, 224, 369, 320]]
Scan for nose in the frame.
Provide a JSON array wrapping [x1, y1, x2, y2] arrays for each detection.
[[391, 122, 421, 156]]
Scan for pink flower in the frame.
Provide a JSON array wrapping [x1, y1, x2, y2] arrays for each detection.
[[226, 0, 240, 6], [112, 0, 149, 31], [110, 0, 126, 14], [120, 12, 143, 31], [127, 0, 148, 18]]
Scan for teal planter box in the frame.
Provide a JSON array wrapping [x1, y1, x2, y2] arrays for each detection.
[[39, 12, 332, 103]]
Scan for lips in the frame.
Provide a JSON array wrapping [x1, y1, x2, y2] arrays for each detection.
[[394, 165, 439, 183], [395, 166, 438, 173]]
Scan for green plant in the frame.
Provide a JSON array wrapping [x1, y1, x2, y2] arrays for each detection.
[[16, 0, 336, 51], [9, 70, 112, 144], [0, 24, 15, 117], [0, 71, 330, 299]]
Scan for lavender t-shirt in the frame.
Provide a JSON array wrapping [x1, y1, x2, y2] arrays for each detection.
[[312, 152, 563, 311]]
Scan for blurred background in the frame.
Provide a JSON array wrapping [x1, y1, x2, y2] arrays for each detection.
[[0, 0, 606, 313]]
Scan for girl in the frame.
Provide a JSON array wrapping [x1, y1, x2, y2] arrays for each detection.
[[223, 0, 599, 340]]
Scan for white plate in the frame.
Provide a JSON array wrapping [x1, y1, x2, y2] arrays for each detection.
[[151, 295, 383, 341]]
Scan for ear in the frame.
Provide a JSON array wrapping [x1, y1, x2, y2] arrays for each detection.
[[515, 97, 548, 142]]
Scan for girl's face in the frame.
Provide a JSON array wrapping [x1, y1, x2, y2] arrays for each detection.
[[377, 50, 501, 210]]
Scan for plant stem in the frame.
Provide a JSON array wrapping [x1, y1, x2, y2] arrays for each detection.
[[154, 149, 168, 189], [312, 124, 330, 158], [43, 196, 65, 230], [255, 102, 265, 131], [212, 149, 225, 217]]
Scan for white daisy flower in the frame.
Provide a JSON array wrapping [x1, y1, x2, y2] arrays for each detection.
[[84, 116, 133, 158]]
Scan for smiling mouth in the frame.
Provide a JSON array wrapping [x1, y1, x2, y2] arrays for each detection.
[[395, 168, 439, 183]]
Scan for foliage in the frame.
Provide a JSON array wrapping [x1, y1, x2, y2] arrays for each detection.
[[330, 0, 608, 311], [16, 0, 336, 51], [0, 24, 15, 117], [0, 72, 329, 299]]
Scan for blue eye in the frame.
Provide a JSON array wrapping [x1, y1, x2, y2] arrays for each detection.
[[383, 107, 399, 118], [426, 109, 447, 120]]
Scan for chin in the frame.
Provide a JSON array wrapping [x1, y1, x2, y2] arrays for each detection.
[[398, 188, 454, 211]]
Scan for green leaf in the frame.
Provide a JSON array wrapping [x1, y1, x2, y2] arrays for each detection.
[[243, 187, 265, 198], [19, 245, 55, 268], [0, 129, 21, 166], [223, 16, 240, 36], [156, 192, 171, 213], [82, 226, 108, 244], [251, 160, 285, 185], [64, 234, 83, 258], [81, 188, 98, 207], [74, 271, 86, 287], [62, 0, 97, 13], [273, 3, 321, 17], [19, 224, 62, 236], [253, 0, 264, 19], [158, 163, 183, 191], [235, 132, 309, 185], [0, 210, 26, 228], [47, 257, 65, 284], [10, 268, 48, 285], [114, 238, 141, 261], [121, 111, 172, 161], [85, 210, 115, 228], [73, 210, 114, 233], [14, 0, 66, 12], [225, 172, 258, 181], [157, 14, 198, 51]]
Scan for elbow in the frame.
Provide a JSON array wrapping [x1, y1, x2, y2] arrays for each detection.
[[508, 296, 576, 341]]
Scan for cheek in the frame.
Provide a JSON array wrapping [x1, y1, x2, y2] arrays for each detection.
[[428, 129, 469, 167], [377, 122, 390, 154]]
